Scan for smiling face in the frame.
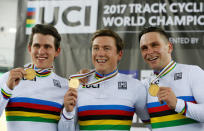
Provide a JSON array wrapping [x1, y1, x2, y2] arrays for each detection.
[[28, 33, 60, 69], [92, 36, 123, 74], [140, 32, 173, 71]]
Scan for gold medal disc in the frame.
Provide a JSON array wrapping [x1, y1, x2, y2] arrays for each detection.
[[149, 84, 160, 96], [69, 79, 80, 88], [25, 68, 36, 80]]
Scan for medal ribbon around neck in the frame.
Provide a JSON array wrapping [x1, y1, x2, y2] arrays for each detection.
[[69, 69, 118, 86], [151, 60, 176, 84], [149, 61, 176, 97], [24, 63, 53, 77]]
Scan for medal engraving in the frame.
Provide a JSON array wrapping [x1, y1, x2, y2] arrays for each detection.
[[25, 68, 36, 80], [149, 83, 159, 96], [69, 79, 80, 88]]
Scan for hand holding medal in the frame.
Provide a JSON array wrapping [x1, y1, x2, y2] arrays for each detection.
[[149, 61, 176, 97]]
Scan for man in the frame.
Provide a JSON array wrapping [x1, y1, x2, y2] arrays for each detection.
[[0, 24, 68, 131], [139, 26, 204, 130], [58, 29, 150, 131]]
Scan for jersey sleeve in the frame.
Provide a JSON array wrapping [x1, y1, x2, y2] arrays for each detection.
[[134, 81, 150, 125], [0, 72, 13, 116], [58, 107, 79, 131], [175, 66, 204, 122]]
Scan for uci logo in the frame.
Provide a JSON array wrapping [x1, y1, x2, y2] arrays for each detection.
[[83, 84, 100, 88], [26, 0, 98, 34]]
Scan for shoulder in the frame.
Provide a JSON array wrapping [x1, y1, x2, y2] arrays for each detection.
[[176, 63, 203, 72], [117, 73, 145, 88], [0, 71, 10, 82], [51, 72, 68, 83]]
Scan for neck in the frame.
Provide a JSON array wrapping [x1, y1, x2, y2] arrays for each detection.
[[95, 69, 117, 77]]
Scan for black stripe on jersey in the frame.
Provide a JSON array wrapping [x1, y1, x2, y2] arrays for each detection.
[[78, 115, 133, 121], [150, 109, 177, 118], [6, 107, 60, 116]]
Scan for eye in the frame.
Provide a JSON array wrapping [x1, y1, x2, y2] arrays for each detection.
[[104, 47, 110, 51], [140, 45, 147, 51], [44, 44, 51, 49], [152, 42, 159, 47], [33, 44, 40, 49], [93, 47, 99, 51]]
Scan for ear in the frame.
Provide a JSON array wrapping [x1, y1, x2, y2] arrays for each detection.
[[54, 47, 61, 57], [28, 45, 31, 54], [117, 50, 123, 61], [168, 42, 173, 54]]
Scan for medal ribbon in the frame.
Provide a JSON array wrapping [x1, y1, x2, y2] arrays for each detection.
[[69, 69, 118, 86], [24, 63, 53, 77], [151, 61, 176, 84]]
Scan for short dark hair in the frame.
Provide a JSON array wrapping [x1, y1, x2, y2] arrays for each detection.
[[139, 26, 169, 44], [91, 29, 124, 53], [28, 24, 61, 51]]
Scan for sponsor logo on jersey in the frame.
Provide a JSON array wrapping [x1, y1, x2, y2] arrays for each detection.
[[118, 81, 127, 90], [53, 79, 61, 88], [83, 84, 100, 88], [174, 72, 182, 80]]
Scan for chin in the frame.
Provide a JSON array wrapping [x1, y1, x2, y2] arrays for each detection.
[[35, 64, 47, 69], [96, 68, 105, 73]]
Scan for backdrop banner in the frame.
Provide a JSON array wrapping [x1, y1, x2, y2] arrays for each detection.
[[14, 0, 204, 128], [15, 0, 204, 80]]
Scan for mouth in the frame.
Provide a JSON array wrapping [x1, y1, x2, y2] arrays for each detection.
[[36, 56, 47, 61], [146, 56, 158, 62], [96, 59, 107, 64]]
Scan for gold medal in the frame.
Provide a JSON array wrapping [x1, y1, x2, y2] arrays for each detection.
[[149, 83, 160, 96], [69, 79, 80, 88], [25, 68, 36, 80]]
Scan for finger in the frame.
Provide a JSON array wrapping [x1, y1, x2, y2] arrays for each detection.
[[65, 88, 77, 95], [11, 68, 26, 79], [158, 95, 166, 104], [13, 68, 26, 76], [80, 69, 90, 74], [64, 96, 77, 102], [68, 88, 78, 96], [10, 72, 24, 81], [79, 78, 87, 84], [65, 92, 77, 100], [65, 99, 76, 105], [157, 90, 168, 97]]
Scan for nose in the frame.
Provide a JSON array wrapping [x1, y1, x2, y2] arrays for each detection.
[[97, 48, 105, 57], [146, 47, 154, 54], [38, 47, 46, 54]]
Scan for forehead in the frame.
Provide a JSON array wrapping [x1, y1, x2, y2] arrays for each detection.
[[92, 36, 116, 47], [32, 33, 55, 45], [140, 32, 165, 47]]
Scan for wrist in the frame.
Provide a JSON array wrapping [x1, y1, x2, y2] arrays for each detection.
[[62, 108, 75, 120]]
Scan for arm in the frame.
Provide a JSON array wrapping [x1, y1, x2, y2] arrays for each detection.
[[0, 68, 25, 116], [0, 72, 12, 116], [58, 107, 79, 131], [134, 82, 151, 127], [174, 66, 204, 122], [58, 88, 79, 131]]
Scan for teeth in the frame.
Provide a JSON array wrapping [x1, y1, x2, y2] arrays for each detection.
[[37, 56, 47, 60], [38, 58, 45, 59], [97, 59, 106, 63], [148, 57, 158, 61]]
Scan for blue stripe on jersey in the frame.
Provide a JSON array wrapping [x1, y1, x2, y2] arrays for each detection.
[[147, 96, 195, 108], [78, 105, 135, 112], [27, 8, 35, 12], [177, 96, 195, 101], [9, 97, 62, 108]]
